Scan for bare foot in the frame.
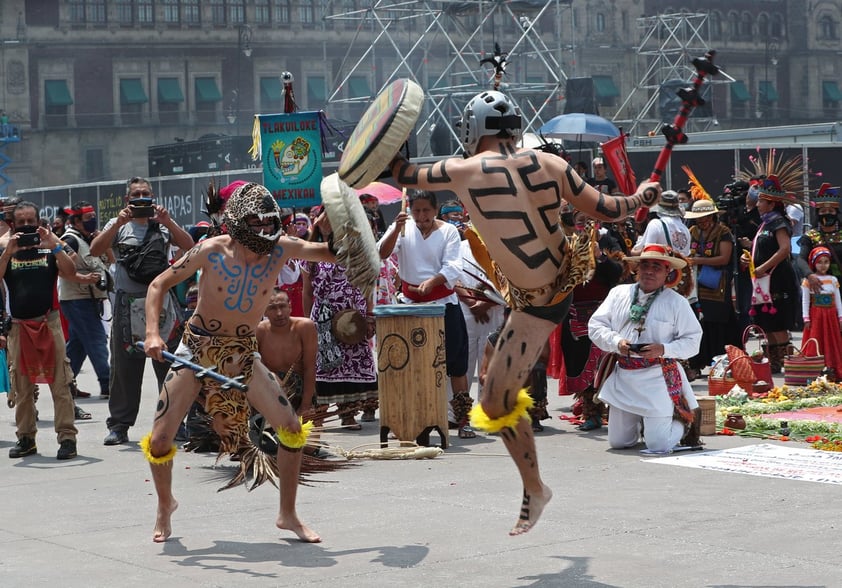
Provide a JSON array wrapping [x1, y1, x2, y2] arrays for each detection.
[[152, 500, 179, 543], [510, 484, 552, 536], [277, 515, 321, 543]]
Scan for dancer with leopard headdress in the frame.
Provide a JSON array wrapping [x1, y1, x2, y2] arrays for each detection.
[[390, 90, 662, 535], [142, 182, 337, 544]]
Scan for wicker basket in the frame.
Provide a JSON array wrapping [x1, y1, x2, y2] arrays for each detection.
[[708, 356, 738, 395], [695, 396, 716, 435]]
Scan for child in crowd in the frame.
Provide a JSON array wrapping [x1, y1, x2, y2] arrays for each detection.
[[801, 246, 842, 381]]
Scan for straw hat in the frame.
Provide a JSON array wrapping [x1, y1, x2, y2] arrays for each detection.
[[331, 308, 367, 345], [684, 199, 721, 219], [624, 243, 687, 270]]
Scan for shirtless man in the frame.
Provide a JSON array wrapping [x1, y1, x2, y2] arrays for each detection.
[[257, 288, 317, 415], [142, 182, 335, 544], [391, 90, 660, 535]]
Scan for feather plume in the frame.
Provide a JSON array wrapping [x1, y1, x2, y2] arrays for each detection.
[[681, 165, 712, 201], [734, 148, 802, 194]]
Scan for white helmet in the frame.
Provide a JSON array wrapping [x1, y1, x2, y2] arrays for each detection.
[[460, 91, 522, 156]]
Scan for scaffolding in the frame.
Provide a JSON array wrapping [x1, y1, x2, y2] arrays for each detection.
[[613, 11, 735, 137], [322, 0, 574, 156]]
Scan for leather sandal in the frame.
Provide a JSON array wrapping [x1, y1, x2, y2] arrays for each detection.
[[577, 416, 602, 431]]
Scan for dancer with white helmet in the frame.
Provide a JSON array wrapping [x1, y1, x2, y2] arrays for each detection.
[[391, 90, 662, 535]]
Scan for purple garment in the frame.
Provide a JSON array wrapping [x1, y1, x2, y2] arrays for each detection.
[[309, 262, 376, 385]]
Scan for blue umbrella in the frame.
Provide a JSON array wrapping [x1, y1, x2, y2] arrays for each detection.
[[538, 113, 620, 143]]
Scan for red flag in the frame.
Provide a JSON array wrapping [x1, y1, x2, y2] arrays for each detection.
[[600, 133, 636, 195]]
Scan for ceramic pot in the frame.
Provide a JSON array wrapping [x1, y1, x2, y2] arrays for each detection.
[[724, 413, 746, 430]]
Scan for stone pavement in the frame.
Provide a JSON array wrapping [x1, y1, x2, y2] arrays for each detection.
[[1, 334, 839, 588]]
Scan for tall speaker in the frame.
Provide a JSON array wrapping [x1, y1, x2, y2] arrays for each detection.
[[564, 78, 598, 114]]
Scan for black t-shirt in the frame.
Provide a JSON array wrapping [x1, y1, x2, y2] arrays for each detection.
[[589, 176, 617, 194], [5, 249, 59, 319]]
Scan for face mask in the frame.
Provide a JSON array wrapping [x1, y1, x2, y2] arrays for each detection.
[[680, 202, 690, 211], [820, 215, 838, 227], [82, 218, 98, 233]]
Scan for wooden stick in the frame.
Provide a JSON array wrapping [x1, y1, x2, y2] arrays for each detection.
[[400, 187, 408, 236]]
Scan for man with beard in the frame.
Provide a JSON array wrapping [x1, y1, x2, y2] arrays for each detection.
[[141, 182, 334, 544]]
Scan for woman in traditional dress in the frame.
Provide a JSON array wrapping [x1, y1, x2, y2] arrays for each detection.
[[303, 213, 378, 429], [686, 198, 739, 374]]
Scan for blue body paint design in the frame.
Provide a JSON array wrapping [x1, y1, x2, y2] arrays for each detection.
[[208, 248, 282, 312]]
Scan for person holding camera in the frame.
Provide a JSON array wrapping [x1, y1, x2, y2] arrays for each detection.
[[0, 201, 79, 460], [58, 201, 112, 400], [589, 244, 702, 454], [90, 177, 194, 446]]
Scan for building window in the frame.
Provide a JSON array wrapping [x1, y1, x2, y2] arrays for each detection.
[[255, 0, 270, 24], [260, 77, 283, 113], [85, 148, 105, 182], [819, 15, 838, 40], [596, 13, 605, 33], [195, 77, 223, 124], [300, 2, 314, 25], [68, 0, 106, 24], [740, 11, 752, 36], [211, 0, 227, 25], [158, 77, 185, 125], [120, 78, 148, 125], [163, 0, 180, 24], [274, 0, 291, 24], [307, 76, 326, 108], [138, 0, 154, 24], [229, 0, 246, 24], [45, 79, 73, 129], [116, 0, 132, 24], [771, 14, 784, 38], [756, 13, 769, 37], [183, 0, 200, 25], [728, 11, 739, 37], [709, 11, 722, 39]]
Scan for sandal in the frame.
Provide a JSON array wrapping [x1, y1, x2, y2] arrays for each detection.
[[577, 416, 602, 431], [531, 420, 545, 433], [458, 424, 477, 439], [360, 410, 376, 422], [74, 405, 92, 421]]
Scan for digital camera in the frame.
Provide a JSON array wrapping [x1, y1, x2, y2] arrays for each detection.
[[130, 204, 155, 218], [16, 226, 41, 247]]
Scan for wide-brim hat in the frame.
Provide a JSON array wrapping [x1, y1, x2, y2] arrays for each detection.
[[684, 198, 721, 219], [652, 190, 684, 218], [624, 243, 687, 270], [757, 174, 798, 205]]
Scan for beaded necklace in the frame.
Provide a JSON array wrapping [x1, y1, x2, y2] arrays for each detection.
[[629, 284, 664, 336]]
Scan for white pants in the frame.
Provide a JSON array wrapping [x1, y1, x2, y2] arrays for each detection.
[[607, 406, 685, 453]]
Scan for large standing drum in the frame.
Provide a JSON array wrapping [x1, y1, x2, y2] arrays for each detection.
[[373, 304, 448, 448]]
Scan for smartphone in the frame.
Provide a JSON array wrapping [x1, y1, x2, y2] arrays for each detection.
[[628, 343, 647, 353], [130, 205, 156, 218], [17, 232, 41, 247]]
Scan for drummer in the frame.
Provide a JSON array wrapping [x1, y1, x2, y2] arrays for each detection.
[[390, 90, 661, 535]]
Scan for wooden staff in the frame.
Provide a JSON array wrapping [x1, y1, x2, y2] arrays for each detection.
[[634, 51, 719, 222], [400, 186, 408, 236]]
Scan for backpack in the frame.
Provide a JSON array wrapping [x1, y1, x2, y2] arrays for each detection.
[[119, 221, 170, 284]]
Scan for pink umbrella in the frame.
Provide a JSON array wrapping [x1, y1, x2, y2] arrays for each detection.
[[355, 181, 403, 204]]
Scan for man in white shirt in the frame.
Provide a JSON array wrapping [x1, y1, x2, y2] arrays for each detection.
[[632, 190, 691, 256], [377, 190, 474, 439], [589, 244, 702, 453]]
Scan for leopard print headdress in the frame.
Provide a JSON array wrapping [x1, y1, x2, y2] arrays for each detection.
[[223, 182, 282, 255]]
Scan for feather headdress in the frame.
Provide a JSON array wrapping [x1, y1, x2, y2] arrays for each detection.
[[734, 148, 802, 196]]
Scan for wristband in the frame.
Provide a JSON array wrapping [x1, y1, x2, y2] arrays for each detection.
[[51, 243, 65, 255]]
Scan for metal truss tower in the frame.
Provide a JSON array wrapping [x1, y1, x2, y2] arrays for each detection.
[[322, 0, 573, 156], [614, 11, 734, 137]]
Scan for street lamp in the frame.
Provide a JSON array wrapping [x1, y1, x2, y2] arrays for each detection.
[[233, 24, 253, 134]]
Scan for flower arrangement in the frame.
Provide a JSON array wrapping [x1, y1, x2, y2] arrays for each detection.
[[714, 377, 842, 449]]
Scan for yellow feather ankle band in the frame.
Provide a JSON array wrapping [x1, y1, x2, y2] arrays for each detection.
[[140, 433, 177, 465], [276, 418, 313, 449], [469, 388, 533, 433]]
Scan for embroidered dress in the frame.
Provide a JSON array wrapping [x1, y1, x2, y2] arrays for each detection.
[[752, 216, 798, 332], [307, 261, 377, 405], [801, 274, 842, 378]]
